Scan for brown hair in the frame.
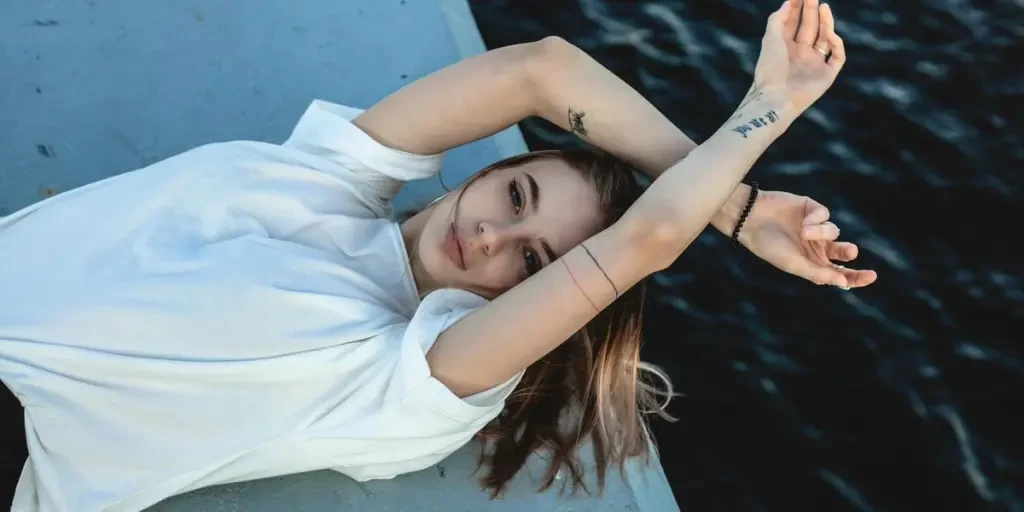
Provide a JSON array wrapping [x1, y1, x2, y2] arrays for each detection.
[[450, 149, 677, 497]]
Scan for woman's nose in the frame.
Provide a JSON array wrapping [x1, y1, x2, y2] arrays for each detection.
[[476, 221, 515, 256]]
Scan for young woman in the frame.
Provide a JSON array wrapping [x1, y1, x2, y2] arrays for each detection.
[[0, 0, 875, 509]]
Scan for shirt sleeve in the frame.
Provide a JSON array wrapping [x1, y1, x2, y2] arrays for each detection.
[[311, 289, 525, 482], [282, 100, 444, 205], [395, 289, 525, 414]]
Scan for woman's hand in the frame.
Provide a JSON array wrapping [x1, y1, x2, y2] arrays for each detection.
[[737, 190, 877, 289], [753, 0, 846, 116]]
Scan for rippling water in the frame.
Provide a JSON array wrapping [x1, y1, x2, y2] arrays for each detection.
[[471, 1, 1022, 510]]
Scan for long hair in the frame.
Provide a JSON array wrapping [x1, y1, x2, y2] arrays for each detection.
[[447, 149, 677, 497]]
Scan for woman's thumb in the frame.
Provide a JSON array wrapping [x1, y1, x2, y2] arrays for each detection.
[[764, 1, 792, 39]]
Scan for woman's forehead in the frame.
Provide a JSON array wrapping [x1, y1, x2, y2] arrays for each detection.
[[499, 157, 588, 191]]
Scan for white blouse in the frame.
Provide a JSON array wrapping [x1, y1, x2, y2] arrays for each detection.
[[0, 100, 522, 511]]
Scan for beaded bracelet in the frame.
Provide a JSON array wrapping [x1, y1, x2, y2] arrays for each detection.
[[730, 182, 759, 247]]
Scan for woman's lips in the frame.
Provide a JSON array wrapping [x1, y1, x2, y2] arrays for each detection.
[[445, 222, 466, 270]]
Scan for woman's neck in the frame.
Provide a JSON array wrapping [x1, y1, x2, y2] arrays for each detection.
[[399, 207, 435, 297]]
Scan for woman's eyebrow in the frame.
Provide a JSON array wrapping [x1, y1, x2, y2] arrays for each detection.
[[525, 172, 540, 214]]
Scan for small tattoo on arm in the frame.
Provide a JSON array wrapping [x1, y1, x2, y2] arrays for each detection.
[[730, 109, 779, 138], [568, 108, 588, 137], [731, 125, 754, 138], [729, 83, 764, 121]]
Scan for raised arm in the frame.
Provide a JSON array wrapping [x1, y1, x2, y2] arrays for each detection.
[[351, 32, 764, 226], [353, 33, 768, 239], [427, 0, 849, 396], [352, 36, 696, 166], [428, 90, 790, 397]]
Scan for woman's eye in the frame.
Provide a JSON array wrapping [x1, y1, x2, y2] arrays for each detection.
[[523, 247, 540, 275], [509, 181, 522, 213]]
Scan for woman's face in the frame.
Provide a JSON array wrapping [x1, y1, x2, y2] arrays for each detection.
[[405, 157, 604, 298]]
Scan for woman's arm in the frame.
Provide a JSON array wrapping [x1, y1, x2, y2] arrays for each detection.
[[427, 0, 848, 396], [352, 36, 697, 164], [352, 36, 753, 227], [428, 89, 791, 397], [525, 38, 757, 235], [352, 41, 540, 156]]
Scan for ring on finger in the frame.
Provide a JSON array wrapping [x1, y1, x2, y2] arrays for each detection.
[[812, 44, 830, 59], [831, 264, 851, 290]]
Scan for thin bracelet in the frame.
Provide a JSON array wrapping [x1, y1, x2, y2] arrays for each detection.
[[561, 259, 600, 312], [580, 243, 619, 298], [731, 182, 759, 247]]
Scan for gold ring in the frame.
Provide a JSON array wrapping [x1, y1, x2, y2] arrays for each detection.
[[813, 45, 830, 58]]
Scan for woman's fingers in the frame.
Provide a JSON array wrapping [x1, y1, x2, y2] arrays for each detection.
[[796, 260, 848, 287], [826, 241, 858, 261], [827, 35, 846, 72], [796, 0, 821, 44], [795, 259, 878, 289], [802, 197, 830, 225], [766, 0, 794, 39], [821, 5, 846, 71], [833, 265, 878, 288], [816, 3, 835, 51], [782, 0, 802, 39], [802, 221, 840, 241]]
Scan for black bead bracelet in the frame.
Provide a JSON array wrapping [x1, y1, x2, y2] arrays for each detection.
[[731, 181, 759, 247]]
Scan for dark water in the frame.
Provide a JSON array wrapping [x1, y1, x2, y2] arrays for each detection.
[[470, 1, 1022, 510]]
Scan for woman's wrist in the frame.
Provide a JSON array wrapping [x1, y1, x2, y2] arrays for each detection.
[[710, 183, 752, 239], [704, 84, 790, 239], [720, 83, 793, 145]]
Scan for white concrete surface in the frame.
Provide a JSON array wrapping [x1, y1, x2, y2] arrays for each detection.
[[0, 1, 679, 510]]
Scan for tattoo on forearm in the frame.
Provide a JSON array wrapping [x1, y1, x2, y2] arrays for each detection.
[[568, 108, 588, 137], [730, 110, 779, 138], [729, 83, 764, 121]]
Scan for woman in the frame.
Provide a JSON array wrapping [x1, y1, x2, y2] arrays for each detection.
[[0, 0, 875, 509]]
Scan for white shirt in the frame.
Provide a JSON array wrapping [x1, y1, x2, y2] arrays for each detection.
[[0, 100, 522, 511]]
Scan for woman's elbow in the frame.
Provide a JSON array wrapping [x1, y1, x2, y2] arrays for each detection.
[[521, 36, 583, 112], [531, 36, 580, 62]]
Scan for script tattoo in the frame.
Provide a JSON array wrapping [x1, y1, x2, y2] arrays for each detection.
[[730, 109, 779, 138], [729, 83, 764, 122], [568, 108, 588, 136]]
